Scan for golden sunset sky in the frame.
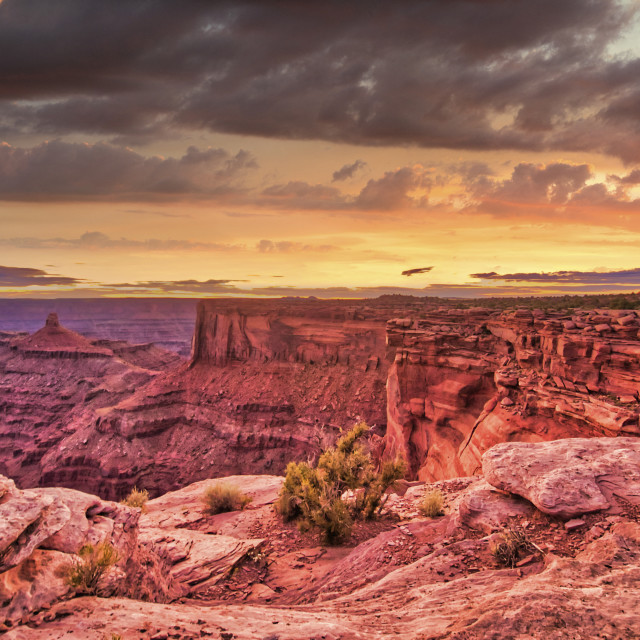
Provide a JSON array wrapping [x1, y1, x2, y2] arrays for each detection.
[[2, 0, 640, 298]]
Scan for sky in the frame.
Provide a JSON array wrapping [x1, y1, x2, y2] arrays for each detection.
[[2, 0, 640, 299]]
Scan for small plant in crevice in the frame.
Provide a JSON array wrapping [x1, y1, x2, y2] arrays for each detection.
[[202, 483, 252, 515], [276, 421, 406, 544], [62, 542, 119, 594], [490, 527, 535, 568], [420, 489, 445, 518], [121, 486, 149, 511]]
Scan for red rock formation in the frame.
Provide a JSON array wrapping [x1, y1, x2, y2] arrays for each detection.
[[0, 315, 182, 492], [5, 300, 640, 500], [39, 299, 393, 499], [4, 438, 640, 638], [12, 313, 113, 358], [384, 308, 640, 480]]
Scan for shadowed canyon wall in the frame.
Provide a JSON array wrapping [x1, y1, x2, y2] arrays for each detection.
[[1, 300, 639, 499]]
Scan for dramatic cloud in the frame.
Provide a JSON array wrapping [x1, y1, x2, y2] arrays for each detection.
[[1, 1, 639, 159], [332, 160, 367, 182], [0, 141, 257, 200], [0, 265, 82, 287], [464, 161, 640, 222], [471, 268, 640, 285], [402, 267, 434, 277]]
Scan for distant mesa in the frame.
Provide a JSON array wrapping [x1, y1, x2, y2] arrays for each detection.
[[13, 313, 113, 359]]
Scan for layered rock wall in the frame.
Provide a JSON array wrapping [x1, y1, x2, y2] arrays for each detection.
[[384, 308, 640, 480]]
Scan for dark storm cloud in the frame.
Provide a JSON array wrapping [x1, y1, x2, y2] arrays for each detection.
[[471, 268, 640, 284], [0, 141, 257, 200], [401, 267, 434, 277], [332, 160, 367, 182], [0, 265, 82, 287], [1, 1, 639, 160]]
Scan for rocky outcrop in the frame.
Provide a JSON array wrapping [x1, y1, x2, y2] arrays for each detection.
[[0, 474, 141, 625], [384, 308, 640, 480], [4, 438, 640, 639], [483, 437, 640, 518], [0, 316, 182, 492]]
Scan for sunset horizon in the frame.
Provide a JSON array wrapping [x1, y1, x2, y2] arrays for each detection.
[[2, 0, 640, 299]]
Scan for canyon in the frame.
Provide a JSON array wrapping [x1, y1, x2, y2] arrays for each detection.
[[1, 298, 639, 499], [2, 296, 640, 637]]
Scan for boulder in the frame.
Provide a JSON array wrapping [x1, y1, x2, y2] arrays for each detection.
[[482, 437, 640, 518]]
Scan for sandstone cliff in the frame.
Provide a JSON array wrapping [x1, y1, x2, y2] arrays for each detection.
[[384, 307, 640, 480], [4, 301, 640, 500]]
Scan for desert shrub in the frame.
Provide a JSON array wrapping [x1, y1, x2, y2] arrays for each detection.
[[276, 422, 406, 544], [202, 483, 252, 515], [121, 486, 149, 511], [63, 542, 119, 594], [490, 527, 534, 568], [420, 489, 445, 517]]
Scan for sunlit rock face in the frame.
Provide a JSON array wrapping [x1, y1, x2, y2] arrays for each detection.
[[384, 307, 640, 480]]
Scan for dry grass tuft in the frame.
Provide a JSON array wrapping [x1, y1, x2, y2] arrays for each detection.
[[62, 542, 119, 594], [121, 486, 150, 511], [420, 489, 445, 517], [490, 527, 534, 567], [202, 483, 252, 515]]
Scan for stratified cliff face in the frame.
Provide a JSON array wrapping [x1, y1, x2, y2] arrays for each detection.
[[192, 299, 387, 367], [384, 308, 640, 480], [31, 300, 393, 499], [0, 315, 182, 491]]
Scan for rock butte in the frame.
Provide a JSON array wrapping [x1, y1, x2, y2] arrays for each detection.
[[1, 299, 640, 499], [2, 437, 640, 638]]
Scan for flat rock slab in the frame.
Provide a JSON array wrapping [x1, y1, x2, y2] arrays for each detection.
[[143, 475, 284, 530], [482, 437, 640, 518]]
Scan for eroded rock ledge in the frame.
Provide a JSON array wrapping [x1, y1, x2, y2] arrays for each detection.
[[384, 307, 640, 480], [2, 437, 640, 639]]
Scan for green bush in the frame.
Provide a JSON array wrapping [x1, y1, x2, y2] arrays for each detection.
[[202, 483, 252, 515], [121, 486, 149, 511], [420, 489, 445, 517], [63, 542, 119, 594], [276, 422, 406, 544]]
